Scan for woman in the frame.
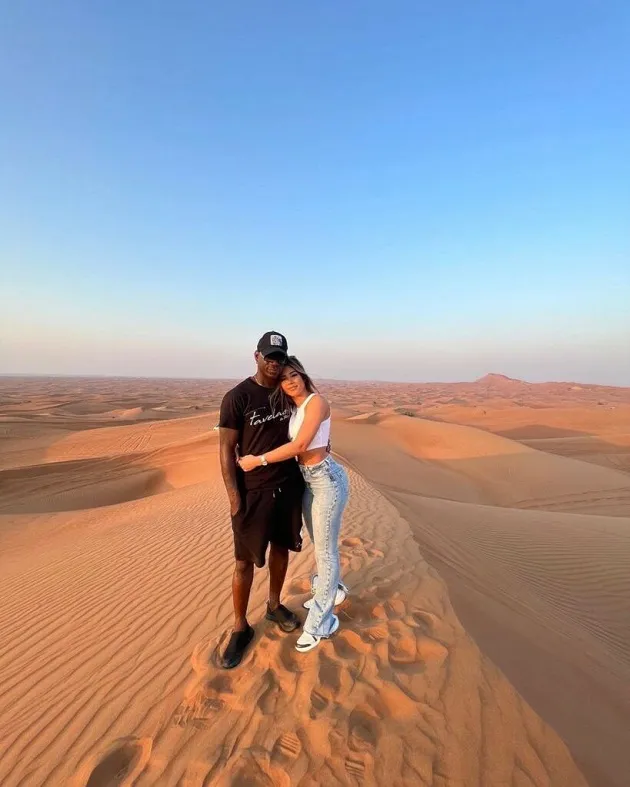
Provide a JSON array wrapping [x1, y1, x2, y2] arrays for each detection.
[[238, 356, 349, 652]]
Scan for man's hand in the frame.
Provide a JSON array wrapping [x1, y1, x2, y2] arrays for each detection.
[[238, 454, 260, 472], [229, 496, 241, 517]]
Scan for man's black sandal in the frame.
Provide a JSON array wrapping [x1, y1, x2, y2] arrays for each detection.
[[265, 603, 300, 633], [220, 624, 255, 669]]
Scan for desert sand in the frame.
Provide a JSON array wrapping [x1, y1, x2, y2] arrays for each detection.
[[1, 373, 629, 787]]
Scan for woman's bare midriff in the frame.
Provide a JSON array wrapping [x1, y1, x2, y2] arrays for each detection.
[[298, 446, 330, 466]]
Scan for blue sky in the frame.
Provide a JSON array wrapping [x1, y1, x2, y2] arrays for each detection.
[[2, 1, 629, 384]]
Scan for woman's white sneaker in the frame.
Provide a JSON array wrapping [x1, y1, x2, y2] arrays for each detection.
[[295, 615, 339, 652], [303, 579, 348, 610]]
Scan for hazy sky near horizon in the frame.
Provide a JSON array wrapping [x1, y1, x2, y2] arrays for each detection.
[[2, 2, 629, 385]]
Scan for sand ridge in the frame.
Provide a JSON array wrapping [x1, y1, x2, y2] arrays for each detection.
[[2, 374, 629, 786], [0, 464, 586, 787], [332, 414, 630, 787], [376, 414, 630, 515]]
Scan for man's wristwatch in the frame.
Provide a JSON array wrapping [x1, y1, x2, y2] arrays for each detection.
[[260, 454, 268, 466]]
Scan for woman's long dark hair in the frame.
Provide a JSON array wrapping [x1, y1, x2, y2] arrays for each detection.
[[270, 355, 318, 415]]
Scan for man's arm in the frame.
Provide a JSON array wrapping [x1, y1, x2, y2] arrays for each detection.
[[219, 427, 241, 516], [239, 396, 329, 470]]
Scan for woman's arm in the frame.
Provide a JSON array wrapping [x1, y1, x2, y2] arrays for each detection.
[[239, 395, 329, 470]]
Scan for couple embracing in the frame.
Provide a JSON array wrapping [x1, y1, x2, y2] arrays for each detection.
[[218, 331, 349, 669]]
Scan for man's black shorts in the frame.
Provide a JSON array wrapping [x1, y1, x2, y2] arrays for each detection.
[[231, 477, 304, 568]]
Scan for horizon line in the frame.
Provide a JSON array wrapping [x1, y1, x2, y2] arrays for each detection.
[[0, 371, 625, 390]]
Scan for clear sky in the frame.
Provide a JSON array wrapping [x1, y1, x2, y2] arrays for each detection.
[[2, 1, 629, 384]]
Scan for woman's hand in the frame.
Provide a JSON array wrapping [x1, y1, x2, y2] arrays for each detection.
[[238, 454, 261, 472]]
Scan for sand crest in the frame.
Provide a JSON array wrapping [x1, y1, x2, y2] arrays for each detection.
[[334, 414, 630, 787], [0, 462, 585, 787], [3, 375, 626, 786]]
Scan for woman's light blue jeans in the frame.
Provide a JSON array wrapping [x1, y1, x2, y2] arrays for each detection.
[[300, 456, 349, 637]]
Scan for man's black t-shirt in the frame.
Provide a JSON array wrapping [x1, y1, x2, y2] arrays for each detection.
[[219, 377, 300, 490]]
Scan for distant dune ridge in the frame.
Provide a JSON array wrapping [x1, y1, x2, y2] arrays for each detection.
[[1, 374, 629, 786], [475, 372, 528, 385]]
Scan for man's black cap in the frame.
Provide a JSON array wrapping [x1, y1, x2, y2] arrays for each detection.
[[257, 331, 288, 359]]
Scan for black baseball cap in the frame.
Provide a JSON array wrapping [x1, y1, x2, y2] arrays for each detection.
[[257, 331, 288, 359]]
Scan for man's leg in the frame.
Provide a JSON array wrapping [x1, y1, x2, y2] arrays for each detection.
[[232, 559, 254, 631], [265, 543, 299, 632], [264, 484, 302, 633], [267, 544, 289, 612], [221, 490, 257, 669]]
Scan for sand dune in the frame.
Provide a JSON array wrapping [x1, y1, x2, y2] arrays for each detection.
[[521, 433, 630, 473], [436, 404, 630, 440], [2, 375, 629, 786], [0, 460, 585, 786], [0, 416, 220, 515], [0, 421, 74, 472], [0, 413, 217, 471], [0, 433, 218, 515], [43, 413, 218, 462], [344, 414, 630, 515], [333, 417, 630, 787]]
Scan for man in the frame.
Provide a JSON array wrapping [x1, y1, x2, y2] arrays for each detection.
[[218, 331, 304, 669]]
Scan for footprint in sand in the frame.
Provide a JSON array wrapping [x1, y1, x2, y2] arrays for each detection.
[[309, 687, 330, 717], [333, 629, 371, 660], [288, 577, 311, 595], [175, 680, 227, 727], [257, 669, 281, 714], [174, 634, 248, 727], [271, 732, 302, 765], [408, 609, 445, 639], [318, 654, 342, 693], [349, 705, 381, 751], [372, 582, 398, 600], [362, 622, 389, 642], [345, 754, 368, 782], [341, 535, 386, 566], [384, 598, 406, 619], [84, 737, 152, 787], [387, 620, 419, 667], [339, 596, 384, 625], [416, 635, 449, 667], [341, 535, 385, 557], [213, 749, 282, 787]]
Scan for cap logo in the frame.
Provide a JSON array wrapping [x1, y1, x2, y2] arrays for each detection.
[[270, 334, 283, 346]]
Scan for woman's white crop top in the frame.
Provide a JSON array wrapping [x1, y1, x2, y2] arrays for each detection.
[[288, 394, 331, 450]]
